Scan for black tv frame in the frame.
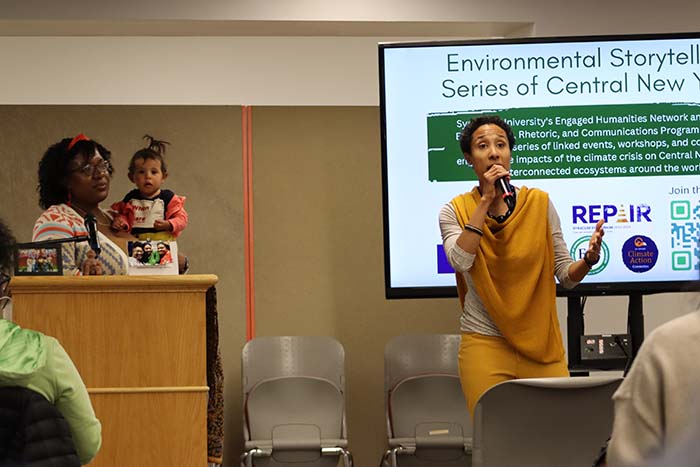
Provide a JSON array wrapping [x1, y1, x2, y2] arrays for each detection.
[[379, 31, 700, 299]]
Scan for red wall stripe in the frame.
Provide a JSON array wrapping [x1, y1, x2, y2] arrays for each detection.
[[242, 106, 255, 341]]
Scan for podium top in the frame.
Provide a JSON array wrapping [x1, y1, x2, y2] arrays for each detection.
[[9, 274, 219, 294]]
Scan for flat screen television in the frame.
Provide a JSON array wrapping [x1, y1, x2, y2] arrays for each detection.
[[380, 32, 700, 299]]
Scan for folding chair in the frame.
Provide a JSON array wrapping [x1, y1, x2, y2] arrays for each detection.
[[381, 334, 472, 467], [472, 376, 623, 467], [241, 336, 353, 467]]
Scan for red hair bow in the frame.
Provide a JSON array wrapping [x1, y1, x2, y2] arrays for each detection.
[[67, 133, 91, 151]]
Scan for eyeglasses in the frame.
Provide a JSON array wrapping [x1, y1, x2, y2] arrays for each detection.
[[71, 160, 112, 177]]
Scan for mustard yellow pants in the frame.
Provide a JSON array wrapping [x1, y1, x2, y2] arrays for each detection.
[[458, 333, 569, 416]]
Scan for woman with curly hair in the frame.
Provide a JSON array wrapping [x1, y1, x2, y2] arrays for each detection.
[[33, 134, 129, 275]]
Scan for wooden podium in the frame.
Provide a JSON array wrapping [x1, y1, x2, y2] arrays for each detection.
[[11, 274, 218, 467]]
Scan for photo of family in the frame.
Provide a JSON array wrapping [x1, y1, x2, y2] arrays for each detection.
[[127, 240, 178, 275], [14, 244, 62, 275]]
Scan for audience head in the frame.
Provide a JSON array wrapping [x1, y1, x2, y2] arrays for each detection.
[[0, 219, 15, 275], [0, 220, 15, 308], [37, 134, 113, 210], [459, 115, 515, 156]]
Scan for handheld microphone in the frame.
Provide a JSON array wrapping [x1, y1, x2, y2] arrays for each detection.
[[496, 176, 516, 211], [84, 214, 102, 256]]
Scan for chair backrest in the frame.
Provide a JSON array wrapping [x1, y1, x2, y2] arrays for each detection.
[[242, 336, 345, 394], [472, 376, 623, 467], [241, 336, 348, 466], [384, 334, 461, 393], [0, 386, 80, 467], [383, 335, 470, 466]]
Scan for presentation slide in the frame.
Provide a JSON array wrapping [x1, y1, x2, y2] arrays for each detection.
[[380, 33, 700, 297]]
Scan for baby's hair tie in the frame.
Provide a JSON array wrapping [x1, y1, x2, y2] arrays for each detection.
[[143, 134, 170, 155]]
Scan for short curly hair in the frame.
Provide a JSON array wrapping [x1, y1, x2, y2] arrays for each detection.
[[37, 137, 113, 209], [459, 115, 515, 156], [0, 219, 17, 273]]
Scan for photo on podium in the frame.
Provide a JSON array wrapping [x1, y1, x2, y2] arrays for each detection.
[[126, 239, 178, 275], [14, 243, 63, 275]]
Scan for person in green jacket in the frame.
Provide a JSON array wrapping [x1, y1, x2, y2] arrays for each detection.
[[0, 219, 101, 465]]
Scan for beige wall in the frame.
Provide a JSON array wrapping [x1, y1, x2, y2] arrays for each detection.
[[249, 106, 700, 465], [0, 104, 456, 463], [0, 103, 461, 463], [0, 105, 246, 464], [252, 106, 463, 461], [1, 104, 697, 466]]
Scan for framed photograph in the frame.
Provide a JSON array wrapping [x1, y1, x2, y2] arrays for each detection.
[[126, 240, 179, 276], [14, 243, 63, 276]]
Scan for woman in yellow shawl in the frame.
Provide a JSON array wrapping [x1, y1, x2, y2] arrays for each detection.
[[439, 115, 605, 415]]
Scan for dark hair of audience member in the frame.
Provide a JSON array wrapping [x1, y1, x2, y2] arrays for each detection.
[[0, 219, 16, 273]]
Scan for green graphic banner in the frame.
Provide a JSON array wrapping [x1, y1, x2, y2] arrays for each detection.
[[427, 103, 700, 182]]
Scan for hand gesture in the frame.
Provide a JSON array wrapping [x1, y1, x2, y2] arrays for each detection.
[[585, 219, 605, 266], [480, 164, 510, 202]]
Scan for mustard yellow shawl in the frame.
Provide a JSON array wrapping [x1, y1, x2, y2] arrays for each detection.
[[451, 186, 564, 363]]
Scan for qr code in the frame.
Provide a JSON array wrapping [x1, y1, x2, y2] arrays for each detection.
[[670, 200, 700, 271]]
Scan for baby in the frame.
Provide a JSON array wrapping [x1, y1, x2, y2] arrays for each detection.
[[111, 135, 188, 241]]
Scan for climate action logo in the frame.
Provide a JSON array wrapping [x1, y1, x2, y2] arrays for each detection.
[[622, 235, 658, 273], [569, 236, 609, 276]]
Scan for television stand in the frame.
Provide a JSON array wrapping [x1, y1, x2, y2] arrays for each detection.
[[567, 293, 644, 373]]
